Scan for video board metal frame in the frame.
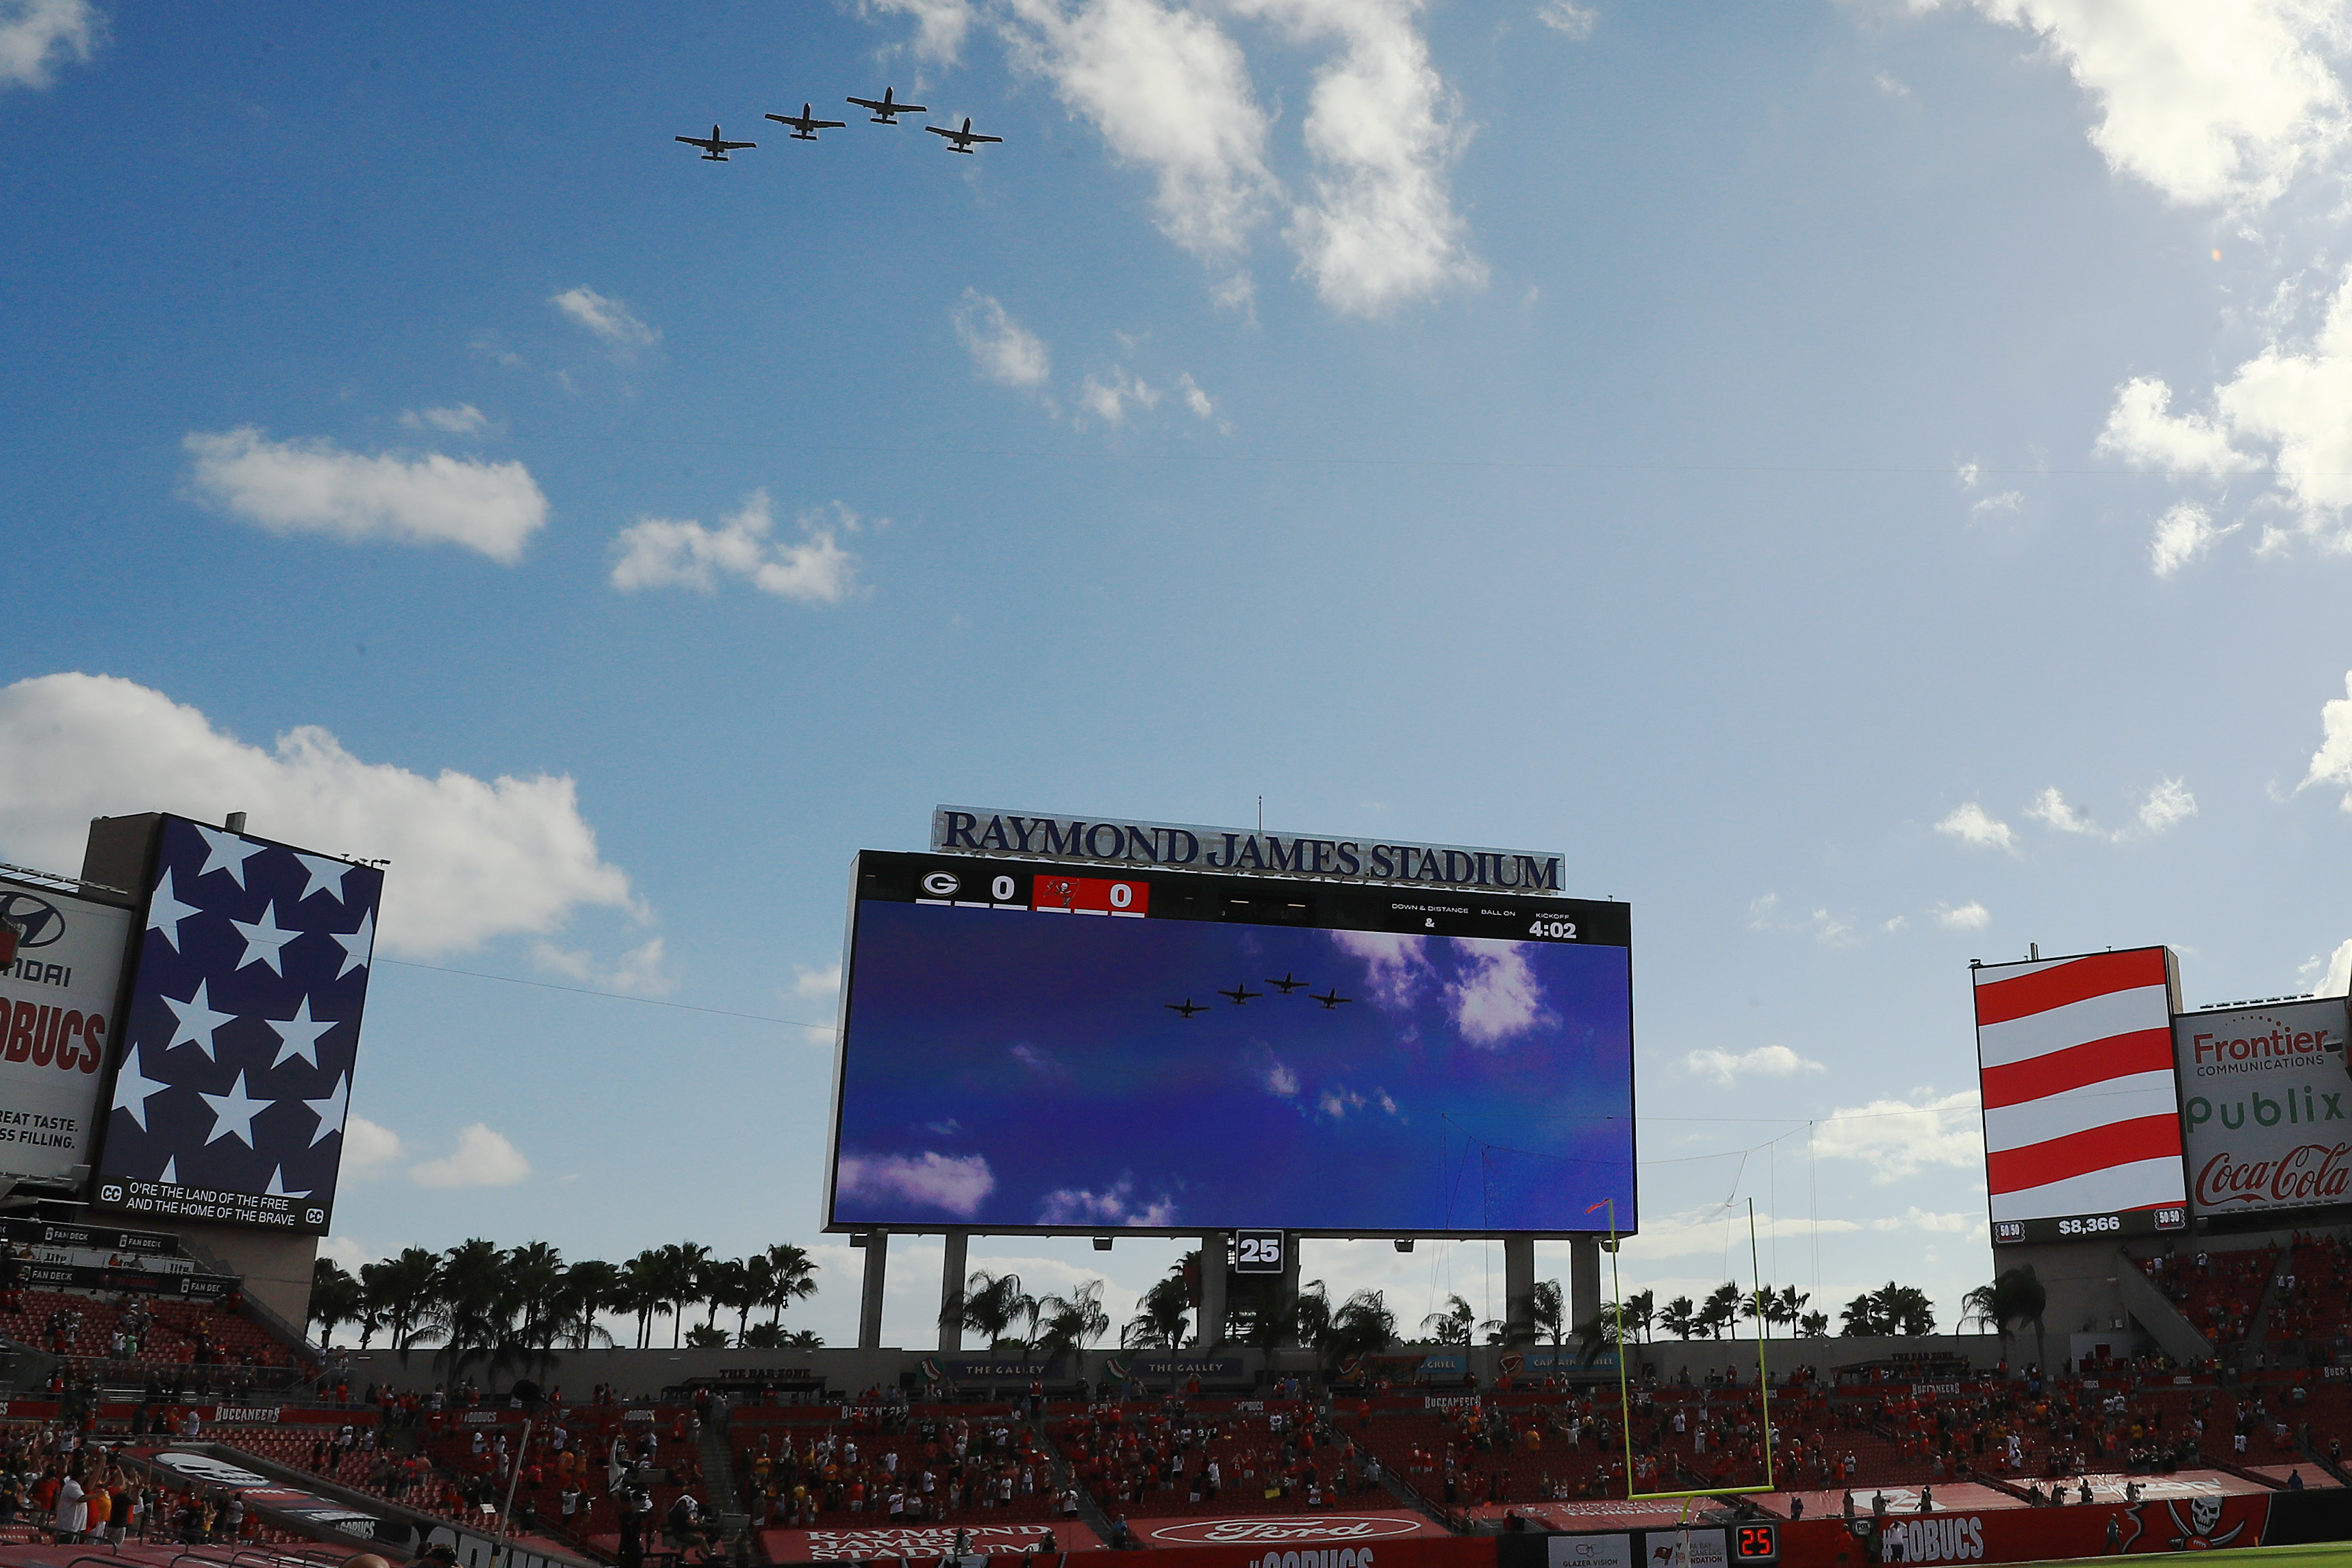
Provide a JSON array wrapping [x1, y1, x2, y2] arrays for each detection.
[[823, 848, 1638, 1241]]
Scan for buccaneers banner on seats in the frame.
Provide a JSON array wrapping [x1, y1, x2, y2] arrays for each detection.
[[1772, 1494, 2273, 1568], [761, 1521, 1104, 1561]]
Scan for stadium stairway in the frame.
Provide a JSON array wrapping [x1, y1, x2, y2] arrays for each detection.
[[1023, 1410, 1114, 1542], [1319, 1413, 1450, 1528], [2246, 1253, 2294, 1364], [696, 1400, 750, 1547], [2116, 1247, 2219, 1367]]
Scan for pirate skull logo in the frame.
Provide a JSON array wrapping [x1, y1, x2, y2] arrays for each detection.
[[2162, 1495, 2245, 1551]]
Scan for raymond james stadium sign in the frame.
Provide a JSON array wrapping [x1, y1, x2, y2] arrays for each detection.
[[932, 807, 1568, 895]]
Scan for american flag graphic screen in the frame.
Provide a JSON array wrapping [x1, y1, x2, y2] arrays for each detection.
[[1975, 946, 2188, 1243], [92, 815, 381, 1234]]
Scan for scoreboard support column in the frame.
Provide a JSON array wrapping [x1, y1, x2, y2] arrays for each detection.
[[857, 1231, 889, 1350], [939, 1230, 970, 1353], [1196, 1231, 1226, 1349], [1504, 1236, 1535, 1339], [1571, 1238, 1602, 1343]]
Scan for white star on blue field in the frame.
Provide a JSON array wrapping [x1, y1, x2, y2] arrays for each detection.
[[8, 0, 2352, 1341]]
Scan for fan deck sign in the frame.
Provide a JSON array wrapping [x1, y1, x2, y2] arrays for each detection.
[[0, 875, 133, 1188], [2175, 996, 2352, 1215]]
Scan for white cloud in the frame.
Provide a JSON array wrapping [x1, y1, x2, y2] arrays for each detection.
[[1934, 801, 2016, 853], [1683, 1044, 1825, 1087], [2149, 500, 2231, 576], [184, 427, 548, 564], [952, 291, 1053, 389], [1969, 489, 2023, 516], [1745, 893, 1860, 948], [2095, 376, 2260, 479], [2319, 936, 2352, 995], [1812, 1089, 1983, 1181], [531, 935, 673, 996], [0, 0, 98, 92], [1176, 370, 1217, 421], [342, 1115, 403, 1178], [0, 673, 635, 959], [1537, 1, 1596, 39], [1330, 928, 1432, 1007], [1037, 1176, 1178, 1226], [839, 1151, 996, 1216], [550, 286, 659, 351], [1939, 0, 2352, 210], [1237, 0, 1487, 316], [1445, 941, 1550, 1046], [1078, 366, 1163, 425], [1932, 900, 1991, 931], [1875, 70, 1911, 97], [1869, 1206, 1988, 1237], [794, 962, 843, 999], [2136, 776, 2197, 834], [399, 404, 490, 437], [409, 1123, 532, 1189], [1259, 1054, 1300, 1097], [1955, 460, 1983, 488], [1615, 1203, 1858, 1263], [863, 0, 976, 63], [999, 0, 1278, 264], [610, 490, 860, 604], [2025, 785, 2101, 835], [2100, 271, 2352, 551], [2302, 670, 2352, 809]]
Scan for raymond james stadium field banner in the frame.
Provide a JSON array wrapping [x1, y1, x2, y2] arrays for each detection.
[[2176, 996, 2352, 1215], [0, 876, 133, 1189], [826, 850, 1635, 1236]]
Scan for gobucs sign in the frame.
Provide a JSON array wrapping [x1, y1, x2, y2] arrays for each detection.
[[2175, 997, 2352, 1215], [0, 875, 133, 1189]]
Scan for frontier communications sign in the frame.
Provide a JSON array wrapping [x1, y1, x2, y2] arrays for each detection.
[[2176, 996, 2352, 1215], [932, 807, 1569, 895]]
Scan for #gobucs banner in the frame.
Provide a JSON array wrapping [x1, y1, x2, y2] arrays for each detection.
[[93, 816, 381, 1234], [0, 875, 133, 1189]]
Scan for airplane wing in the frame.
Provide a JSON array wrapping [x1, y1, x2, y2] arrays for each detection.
[[675, 136, 713, 147], [924, 126, 957, 138], [720, 139, 757, 150], [966, 133, 1003, 143], [813, 118, 846, 129], [763, 114, 801, 126]]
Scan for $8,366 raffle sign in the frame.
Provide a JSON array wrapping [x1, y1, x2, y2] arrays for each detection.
[[2176, 996, 2352, 1214]]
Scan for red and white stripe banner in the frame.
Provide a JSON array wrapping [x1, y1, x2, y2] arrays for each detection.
[[1974, 948, 2186, 1219]]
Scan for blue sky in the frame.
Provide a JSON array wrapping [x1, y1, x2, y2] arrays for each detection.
[[9, 0, 2352, 1345]]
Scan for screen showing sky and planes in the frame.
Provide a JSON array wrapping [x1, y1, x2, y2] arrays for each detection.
[[826, 851, 1636, 1235]]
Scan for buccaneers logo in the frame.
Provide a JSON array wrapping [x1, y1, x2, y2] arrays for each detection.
[[2130, 1497, 2250, 1552]]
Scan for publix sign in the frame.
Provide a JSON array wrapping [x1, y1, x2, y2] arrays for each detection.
[[2176, 997, 2352, 1215]]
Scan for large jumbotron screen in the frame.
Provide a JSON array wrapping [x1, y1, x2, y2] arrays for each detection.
[[825, 850, 1636, 1236]]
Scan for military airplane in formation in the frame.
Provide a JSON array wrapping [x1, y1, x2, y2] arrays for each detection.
[[1217, 983, 1263, 1006], [1266, 973, 1308, 994], [767, 104, 846, 141], [928, 117, 1004, 154], [1165, 998, 1209, 1019], [848, 87, 925, 124], [1312, 989, 1353, 1010], [675, 125, 756, 161]]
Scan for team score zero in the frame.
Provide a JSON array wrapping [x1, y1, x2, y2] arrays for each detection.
[[2056, 1214, 2123, 1236], [1528, 918, 1579, 939]]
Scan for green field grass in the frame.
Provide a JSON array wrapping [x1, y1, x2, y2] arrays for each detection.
[[2008, 1545, 2352, 1568]]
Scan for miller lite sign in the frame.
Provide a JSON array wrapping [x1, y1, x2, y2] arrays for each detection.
[[2175, 996, 2352, 1217]]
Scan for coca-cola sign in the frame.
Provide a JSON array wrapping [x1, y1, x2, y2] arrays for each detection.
[[2176, 997, 2352, 1216], [2195, 1141, 2352, 1207]]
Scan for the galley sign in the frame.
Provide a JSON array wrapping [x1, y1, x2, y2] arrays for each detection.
[[2177, 996, 2352, 1215]]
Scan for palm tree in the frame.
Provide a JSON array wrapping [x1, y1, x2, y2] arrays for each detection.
[[1576, 1302, 1623, 1366], [1293, 1282, 1333, 1351], [1122, 1270, 1191, 1349], [505, 1241, 566, 1354], [1527, 1280, 1568, 1347], [1328, 1289, 1396, 1363], [1699, 1282, 1742, 1339], [613, 1252, 661, 1348], [360, 1247, 442, 1352], [1799, 1309, 1829, 1338], [1659, 1295, 1697, 1341], [435, 1238, 517, 1383], [762, 1243, 818, 1328], [1773, 1285, 1810, 1335], [1421, 1295, 1475, 1345], [700, 1256, 748, 1333], [1961, 1266, 2047, 1366], [1623, 1289, 1656, 1344], [553, 1260, 622, 1351], [655, 1243, 711, 1348], [1035, 1280, 1111, 1358], [310, 1258, 362, 1348], [948, 1270, 1037, 1354]]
